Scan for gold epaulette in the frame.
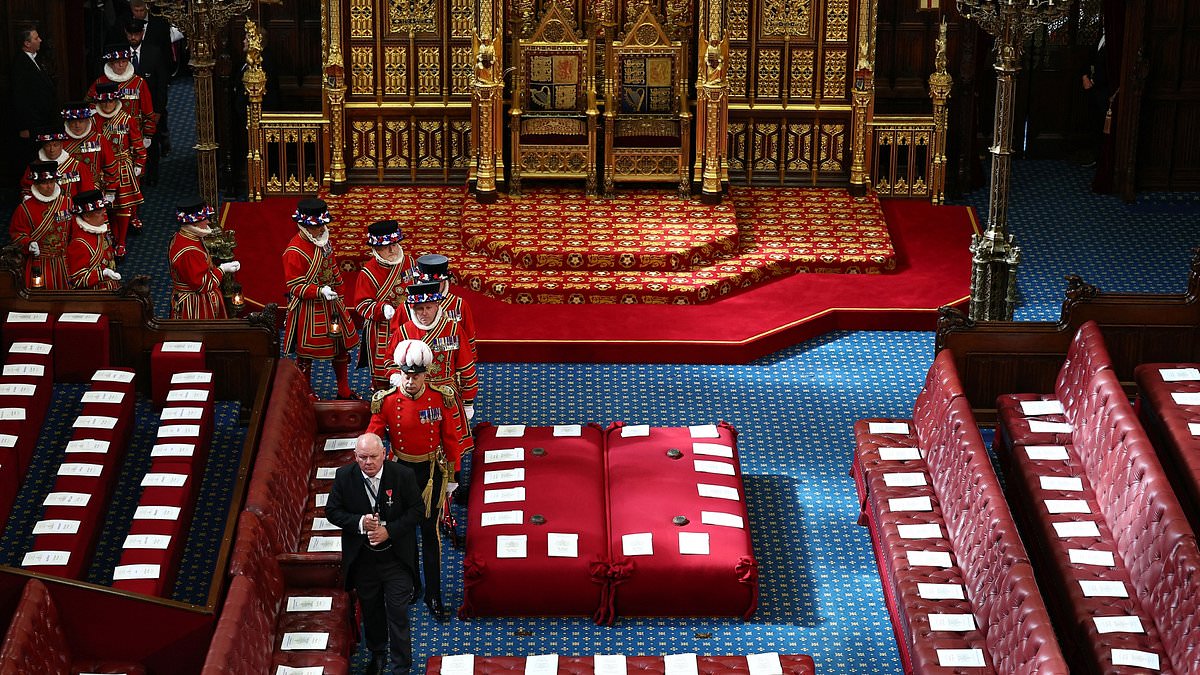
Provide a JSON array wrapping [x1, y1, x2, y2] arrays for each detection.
[[430, 382, 456, 407], [371, 386, 396, 414]]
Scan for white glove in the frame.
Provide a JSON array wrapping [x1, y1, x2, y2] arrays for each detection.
[[219, 261, 241, 274], [381, 304, 395, 321], [389, 373, 404, 388], [143, 137, 152, 149], [446, 482, 459, 495], [102, 268, 121, 281], [464, 404, 475, 421], [319, 285, 338, 300], [28, 242, 39, 256], [135, 166, 143, 177], [104, 192, 116, 204]]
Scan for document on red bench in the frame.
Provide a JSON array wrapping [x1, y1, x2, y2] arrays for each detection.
[[547, 532, 578, 558], [21, 550, 70, 567], [664, 653, 699, 675], [308, 536, 341, 552], [1079, 580, 1128, 597], [1068, 549, 1115, 567], [43, 492, 91, 507], [1093, 615, 1144, 634], [324, 437, 357, 452], [697, 483, 740, 500], [171, 371, 213, 384], [928, 613, 976, 632], [688, 424, 720, 438], [484, 447, 524, 464], [74, 415, 117, 429], [276, 666, 324, 675], [496, 534, 528, 558], [280, 632, 329, 651], [60, 312, 101, 323], [553, 424, 581, 436], [878, 447, 921, 461], [1028, 420, 1072, 433], [3, 363, 44, 377], [0, 383, 36, 397], [134, 505, 181, 520], [1171, 392, 1200, 406], [316, 467, 337, 479], [6, 312, 48, 323], [594, 654, 627, 675], [0, 408, 27, 421], [315, 493, 329, 507], [622, 532, 653, 556], [693, 459, 735, 476], [481, 510, 523, 527], [678, 531, 710, 555], [1040, 476, 1084, 491], [32, 519, 81, 535], [10, 342, 51, 354], [483, 468, 524, 484], [869, 422, 909, 435], [1191, 422, 1200, 436], [0, 434, 14, 448], [883, 472, 927, 487], [1021, 399, 1065, 416], [167, 388, 210, 402], [621, 424, 650, 437], [1111, 649, 1159, 670], [161, 341, 203, 352], [161, 407, 204, 421], [81, 390, 124, 404], [495, 424, 526, 438], [897, 524, 942, 539], [888, 496, 933, 512], [1025, 445, 1070, 461], [113, 563, 161, 580], [124, 534, 171, 549], [746, 652, 783, 675], [92, 369, 134, 382], [917, 582, 964, 600], [692, 442, 733, 458], [58, 463, 103, 477], [936, 649, 985, 668], [701, 511, 744, 529], [441, 654, 475, 675], [287, 596, 334, 612], [1052, 520, 1100, 538], [141, 473, 188, 488], [1044, 499, 1090, 514], [1159, 367, 1200, 381], [525, 655, 558, 675], [65, 439, 110, 454], [151, 443, 196, 458], [484, 487, 525, 504], [906, 550, 953, 567]]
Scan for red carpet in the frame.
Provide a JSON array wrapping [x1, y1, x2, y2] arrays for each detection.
[[221, 193, 974, 363]]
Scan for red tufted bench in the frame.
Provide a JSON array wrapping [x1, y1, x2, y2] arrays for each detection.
[[998, 364, 1200, 673], [853, 349, 1068, 674], [1134, 362, 1200, 533], [0, 578, 146, 674], [426, 654, 816, 675]]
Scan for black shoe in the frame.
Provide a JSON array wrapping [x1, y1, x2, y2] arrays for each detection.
[[365, 654, 388, 675], [161, 140, 171, 157], [409, 585, 422, 605], [425, 595, 449, 622]]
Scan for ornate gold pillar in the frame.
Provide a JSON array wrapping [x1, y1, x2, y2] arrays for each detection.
[[324, 0, 349, 194], [694, 0, 728, 205], [927, 20, 952, 205], [242, 20, 266, 202], [849, 0, 879, 197], [471, 0, 505, 203]]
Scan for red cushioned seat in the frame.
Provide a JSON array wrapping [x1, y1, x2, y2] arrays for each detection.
[[3, 311, 55, 353], [150, 341, 206, 406], [1134, 362, 1200, 533], [53, 312, 110, 381]]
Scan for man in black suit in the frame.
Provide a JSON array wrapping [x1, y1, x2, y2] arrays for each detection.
[[11, 27, 59, 165], [325, 432, 424, 675], [124, 17, 169, 184]]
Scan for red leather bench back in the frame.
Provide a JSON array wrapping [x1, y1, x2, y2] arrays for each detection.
[[226, 510, 286, 609], [1055, 320, 1113, 422], [200, 575, 274, 675], [0, 579, 71, 675]]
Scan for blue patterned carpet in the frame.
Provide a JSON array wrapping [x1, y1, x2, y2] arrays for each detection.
[[2, 77, 1197, 673]]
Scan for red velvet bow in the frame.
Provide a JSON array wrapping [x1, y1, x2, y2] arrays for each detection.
[[590, 557, 635, 626], [463, 554, 487, 585], [736, 555, 760, 620]]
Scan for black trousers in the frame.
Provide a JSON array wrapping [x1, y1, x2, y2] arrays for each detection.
[[400, 457, 444, 599], [351, 548, 413, 674]]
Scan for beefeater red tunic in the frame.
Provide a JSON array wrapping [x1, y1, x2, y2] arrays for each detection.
[[67, 223, 119, 290], [352, 253, 418, 380], [8, 189, 74, 289], [282, 232, 361, 359], [63, 122, 116, 194], [20, 152, 95, 200], [387, 314, 479, 409], [96, 105, 144, 211], [89, 72, 157, 138], [168, 229, 227, 319]]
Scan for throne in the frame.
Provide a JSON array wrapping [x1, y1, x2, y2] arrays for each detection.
[[602, 3, 690, 196], [509, 2, 599, 195]]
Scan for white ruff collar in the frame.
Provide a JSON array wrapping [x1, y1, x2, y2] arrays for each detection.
[[409, 305, 443, 330], [104, 64, 134, 83], [372, 249, 403, 267], [183, 224, 213, 238], [65, 123, 92, 140], [31, 183, 61, 203], [96, 102, 123, 119], [77, 216, 108, 235], [299, 226, 329, 247]]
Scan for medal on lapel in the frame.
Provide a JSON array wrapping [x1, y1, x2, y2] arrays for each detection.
[[385, 488, 394, 509]]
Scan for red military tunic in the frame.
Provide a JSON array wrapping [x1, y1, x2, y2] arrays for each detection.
[[20, 152, 95, 200], [352, 253, 417, 380], [440, 291, 478, 377], [67, 222, 119, 290], [282, 231, 361, 359], [168, 229, 227, 319], [387, 312, 479, 409], [8, 188, 74, 289], [64, 122, 116, 194], [96, 105, 145, 212], [368, 383, 472, 471], [89, 71, 157, 138]]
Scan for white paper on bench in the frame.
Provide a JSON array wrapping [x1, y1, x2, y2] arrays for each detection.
[[689, 424, 720, 438], [693, 459, 735, 476], [32, 519, 81, 535], [3, 363, 44, 377], [315, 493, 329, 508], [869, 422, 910, 434], [697, 483, 740, 501], [22, 550, 70, 566], [0, 408, 26, 421], [1069, 548, 1115, 566], [167, 388, 210, 402], [1171, 392, 1200, 406], [594, 654, 627, 675], [701, 511, 744, 529], [480, 510, 523, 527], [311, 517, 338, 531], [1025, 445, 1070, 461], [547, 532, 579, 558], [161, 341, 202, 352], [0, 435, 14, 448], [171, 371, 213, 384], [1053, 520, 1101, 538], [1159, 367, 1200, 381], [151, 443, 195, 458], [1080, 580, 1128, 597], [525, 655, 558, 675], [746, 652, 783, 675], [440, 654, 474, 675], [1021, 399, 1066, 416], [315, 467, 337, 479], [277, 667, 324, 675], [678, 531, 710, 555], [889, 496, 933, 512], [1045, 499, 1090, 514], [484, 448, 524, 464], [929, 613, 976, 632], [123, 534, 171, 549], [484, 468, 525, 484], [158, 424, 201, 438], [664, 654, 699, 675], [308, 536, 341, 552], [10, 342, 51, 354], [906, 550, 953, 567], [883, 472, 927, 487], [0, 384, 36, 397], [936, 649, 986, 668], [1028, 420, 1073, 433], [622, 532, 653, 556], [60, 312, 101, 323], [878, 447, 922, 461], [1040, 475, 1084, 491], [81, 390, 124, 404], [287, 596, 334, 612], [43, 492, 91, 507], [692, 442, 734, 458], [484, 487, 525, 504], [917, 583, 965, 600], [7, 312, 48, 323], [496, 534, 527, 559], [280, 632, 329, 651], [1192, 422, 1200, 436], [1111, 649, 1160, 670], [495, 424, 526, 438], [141, 473, 188, 488], [552, 424, 581, 436], [66, 439, 110, 454], [113, 563, 161, 580], [58, 463, 103, 477], [621, 424, 650, 437], [134, 505, 181, 520], [323, 437, 356, 452], [93, 369, 134, 382], [161, 407, 203, 421], [1093, 615, 1145, 634], [74, 415, 117, 429], [898, 523, 943, 539]]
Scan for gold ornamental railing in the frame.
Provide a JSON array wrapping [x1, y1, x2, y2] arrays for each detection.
[[869, 116, 936, 200], [252, 114, 328, 200]]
